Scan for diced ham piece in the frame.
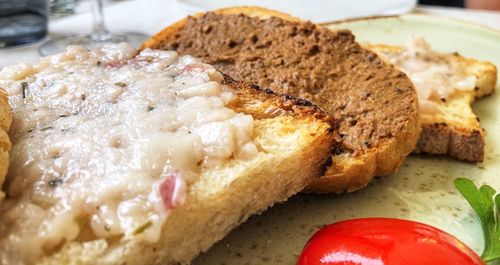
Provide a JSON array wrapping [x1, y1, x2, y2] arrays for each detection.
[[182, 63, 211, 74], [159, 170, 187, 209]]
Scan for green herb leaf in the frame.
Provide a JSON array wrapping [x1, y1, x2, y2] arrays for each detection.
[[48, 178, 63, 187], [133, 220, 152, 235], [114, 82, 128, 88], [454, 178, 500, 262], [21, 82, 29, 99]]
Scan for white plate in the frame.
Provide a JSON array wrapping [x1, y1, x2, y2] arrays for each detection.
[[194, 14, 500, 265], [173, 0, 417, 23]]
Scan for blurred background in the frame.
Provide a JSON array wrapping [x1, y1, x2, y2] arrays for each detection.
[[0, 0, 498, 65], [421, 0, 500, 9]]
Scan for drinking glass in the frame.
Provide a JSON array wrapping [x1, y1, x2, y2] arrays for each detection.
[[0, 0, 49, 48], [38, 0, 148, 56]]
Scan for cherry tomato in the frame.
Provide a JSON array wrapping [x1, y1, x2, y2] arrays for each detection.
[[297, 218, 484, 265]]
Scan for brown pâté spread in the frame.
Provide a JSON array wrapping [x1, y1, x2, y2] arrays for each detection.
[[154, 13, 418, 154]]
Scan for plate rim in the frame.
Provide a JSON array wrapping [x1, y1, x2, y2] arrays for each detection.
[[320, 13, 500, 37]]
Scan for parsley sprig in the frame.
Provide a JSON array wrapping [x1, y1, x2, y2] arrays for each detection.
[[455, 178, 500, 263]]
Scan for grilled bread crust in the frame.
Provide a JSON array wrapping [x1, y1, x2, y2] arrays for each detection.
[[0, 88, 11, 203], [142, 6, 421, 193], [367, 43, 497, 162]]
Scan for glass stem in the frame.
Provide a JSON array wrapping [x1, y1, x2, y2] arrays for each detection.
[[91, 0, 108, 36]]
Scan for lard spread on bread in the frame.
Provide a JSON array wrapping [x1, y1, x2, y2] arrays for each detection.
[[381, 37, 477, 115], [0, 43, 257, 264], [367, 37, 496, 162]]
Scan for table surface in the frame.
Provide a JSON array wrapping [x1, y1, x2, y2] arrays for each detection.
[[0, 1, 499, 67]]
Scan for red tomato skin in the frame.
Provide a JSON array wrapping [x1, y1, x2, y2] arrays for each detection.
[[297, 218, 484, 265]]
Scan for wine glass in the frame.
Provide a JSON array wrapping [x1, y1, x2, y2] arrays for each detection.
[[38, 0, 149, 56]]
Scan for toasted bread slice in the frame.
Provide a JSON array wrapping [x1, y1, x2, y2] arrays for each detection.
[[0, 87, 11, 203], [141, 6, 421, 193], [0, 45, 337, 264], [366, 38, 497, 162]]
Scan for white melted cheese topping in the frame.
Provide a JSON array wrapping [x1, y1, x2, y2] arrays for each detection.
[[0, 43, 257, 264], [384, 37, 477, 115]]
